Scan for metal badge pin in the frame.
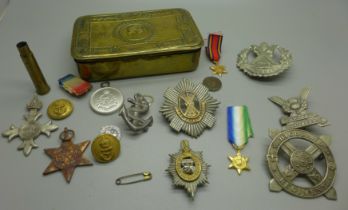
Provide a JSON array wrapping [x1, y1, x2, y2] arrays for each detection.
[[119, 93, 153, 132], [115, 171, 152, 185], [160, 78, 220, 138], [266, 88, 337, 200], [90, 82, 124, 114], [269, 87, 329, 129], [167, 140, 209, 198], [2, 95, 58, 156], [237, 42, 292, 78], [267, 129, 337, 200]]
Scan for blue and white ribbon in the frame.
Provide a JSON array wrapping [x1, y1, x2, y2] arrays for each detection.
[[227, 106, 253, 148]]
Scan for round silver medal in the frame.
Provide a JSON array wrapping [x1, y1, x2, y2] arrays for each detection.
[[90, 82, 124, 114], [100, 125, 122, 140]]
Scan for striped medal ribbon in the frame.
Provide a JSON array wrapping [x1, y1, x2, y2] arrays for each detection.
[[227, 105, 253, 148], [206, 33, 227, 76], [227, 105, 254, 175]]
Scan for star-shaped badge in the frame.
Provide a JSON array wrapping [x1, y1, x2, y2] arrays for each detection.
[[210, 64, 227, 76], [228, 150, 250, 175], [43, 128, 92, 183]]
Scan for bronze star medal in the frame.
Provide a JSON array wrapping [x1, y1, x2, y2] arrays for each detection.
[[43, 128, 92, 183]]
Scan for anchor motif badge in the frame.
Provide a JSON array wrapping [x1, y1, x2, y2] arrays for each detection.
[[119, 93, 153, 132]]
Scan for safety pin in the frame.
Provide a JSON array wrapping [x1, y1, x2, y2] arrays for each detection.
[[115, 171, 152, 185]]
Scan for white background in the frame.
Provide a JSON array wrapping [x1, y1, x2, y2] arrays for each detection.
[[0, 0, 347, 210]]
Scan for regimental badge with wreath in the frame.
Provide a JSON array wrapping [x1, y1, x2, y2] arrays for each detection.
[[237, 42, 292, 78]]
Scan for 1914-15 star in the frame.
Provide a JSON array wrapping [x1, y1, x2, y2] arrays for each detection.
[[228, 150, 250, 175], [210, 64, 227, 76], [43, 128, 92, 183]]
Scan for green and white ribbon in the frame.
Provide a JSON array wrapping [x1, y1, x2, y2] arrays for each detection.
[[227, 106, 253, 148]]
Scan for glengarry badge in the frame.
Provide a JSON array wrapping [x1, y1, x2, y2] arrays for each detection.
[[267, 129, 337, 200], [266, 88, 337, 200], [160, 78, 220, 138], [237, 42, 292, 78], [269, 87, 329, 129], [167, 140, 209, 198]]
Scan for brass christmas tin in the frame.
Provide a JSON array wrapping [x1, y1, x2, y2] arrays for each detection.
[[71, 8, 203, 82]]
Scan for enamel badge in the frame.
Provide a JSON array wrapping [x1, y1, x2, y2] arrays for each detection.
[[167, 140, 209, 198], [160, 78, 220, 138]]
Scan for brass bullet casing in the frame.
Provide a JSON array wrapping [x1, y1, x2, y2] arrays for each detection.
[[91, 134, 120, 163], [17, 41, 50, 95], [71, 8, 203, 81], [47, 99, 74, 120]]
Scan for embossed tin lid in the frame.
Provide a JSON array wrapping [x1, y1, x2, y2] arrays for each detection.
[[71, 8, 203, 61]]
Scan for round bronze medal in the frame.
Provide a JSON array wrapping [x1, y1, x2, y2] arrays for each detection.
[[47, 99, 73, 120], [91, 134, 120, 163], [202, 76, 222, 92]]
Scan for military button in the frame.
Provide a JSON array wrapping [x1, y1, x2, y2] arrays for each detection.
[[91, 134, 120, 163], [47, 99, 73, 120]]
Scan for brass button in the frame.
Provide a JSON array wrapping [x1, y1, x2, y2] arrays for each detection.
[[91, 134, 120, 163], [47, 99, 73, 120]]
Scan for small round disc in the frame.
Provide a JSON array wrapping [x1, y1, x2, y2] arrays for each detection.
[[90, 87, 124, 114], [202, 76, 222, 92], [100, 125, 121, 140], [91, 134, 120, 163], [47, 99, 73, 120]]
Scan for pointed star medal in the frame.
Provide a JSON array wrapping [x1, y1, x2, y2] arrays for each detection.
[[227, 106, 254, 175], [2, 95, 58, 156], [206, 33, 227, 76], [43, 128, 92, 183]]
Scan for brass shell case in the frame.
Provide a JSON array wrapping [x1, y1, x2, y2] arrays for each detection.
[[17, 41, 50, 95]]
